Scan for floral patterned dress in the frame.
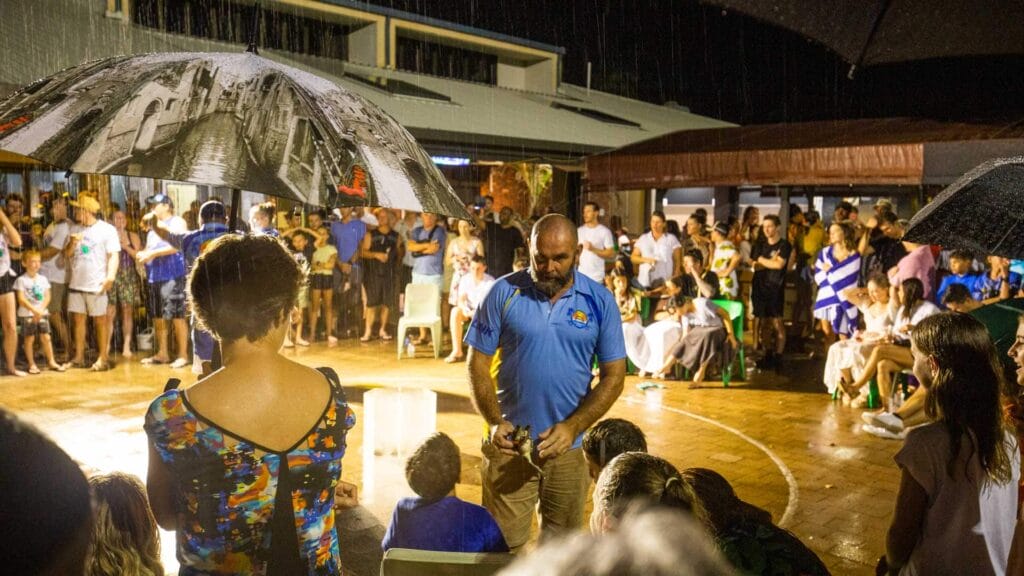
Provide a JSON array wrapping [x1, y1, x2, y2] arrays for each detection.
[[144, 368, 356, 575]]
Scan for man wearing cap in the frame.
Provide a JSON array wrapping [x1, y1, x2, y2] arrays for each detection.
[[64, 193, 119, 371], [137, 194, 189, 369], [576, 201, 615, 285], [145, 200, 231, 376]]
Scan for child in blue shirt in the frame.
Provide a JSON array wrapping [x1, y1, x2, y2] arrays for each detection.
[[382, 432, 508, 553]]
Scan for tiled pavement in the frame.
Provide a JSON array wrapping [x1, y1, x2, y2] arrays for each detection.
[[0, 339, 900, 575]]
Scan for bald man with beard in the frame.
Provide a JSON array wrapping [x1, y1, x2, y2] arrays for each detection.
[[465, 214, 626, 551]]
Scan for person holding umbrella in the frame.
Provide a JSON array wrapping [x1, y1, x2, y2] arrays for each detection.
[[64, 193, 119, 371]]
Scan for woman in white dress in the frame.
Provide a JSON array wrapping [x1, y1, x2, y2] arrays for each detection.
[[614, 274, 648, 371], [445, 219, 484, 306], [822, 272, 893, 398], [843, 277, 939, 408]]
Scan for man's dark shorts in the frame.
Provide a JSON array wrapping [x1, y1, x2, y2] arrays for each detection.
[[147, 276, 186, 320]]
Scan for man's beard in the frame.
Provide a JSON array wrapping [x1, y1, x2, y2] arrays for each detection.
[[532, 270, 572, 297]]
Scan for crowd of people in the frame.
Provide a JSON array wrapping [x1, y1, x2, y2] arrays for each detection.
[[0, 191, 544, 376], [6, 202, 1024, 576]]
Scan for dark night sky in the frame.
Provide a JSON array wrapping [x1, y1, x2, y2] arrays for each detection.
[[362, 0, 1024, 125]]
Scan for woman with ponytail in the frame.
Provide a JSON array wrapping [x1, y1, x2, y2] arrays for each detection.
[[589, 452, 705, 534]]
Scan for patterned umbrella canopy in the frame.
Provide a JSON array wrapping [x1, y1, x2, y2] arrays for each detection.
[[0, 52, 468, 218], [904, 157, 1024, 260]]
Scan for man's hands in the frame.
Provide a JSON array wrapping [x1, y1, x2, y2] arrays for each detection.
[[489, 421, 517, 455], [101, 278, 114, 294], [136, 249, 155, 264], [537, 421, 578, 460], [334, 480, 359, 510]]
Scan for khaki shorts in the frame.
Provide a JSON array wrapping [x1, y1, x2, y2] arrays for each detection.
[[68, 290, 108, 317], [480, 442, 589, 551]]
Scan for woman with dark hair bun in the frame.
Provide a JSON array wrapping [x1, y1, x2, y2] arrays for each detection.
[[681, 468, 829, 576], [144, 234, 356, 576]]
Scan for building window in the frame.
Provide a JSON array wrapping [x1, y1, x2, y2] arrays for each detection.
[[395, 37, 497, 85], [131, 0, 349, 61]]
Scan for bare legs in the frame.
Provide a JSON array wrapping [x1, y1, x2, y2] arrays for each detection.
[[849, 344, 913, 393], [310, 289, 336, 344], [23, 332, 62, 373], [820, 319, 836, 348], [447, 307, 470, 361], [0, 293, 24, 376], [106, 303, 135, 358], [362, 306, 379, 341]]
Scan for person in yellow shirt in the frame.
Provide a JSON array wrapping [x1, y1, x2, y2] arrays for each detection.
[[802, 211, 825, 264]]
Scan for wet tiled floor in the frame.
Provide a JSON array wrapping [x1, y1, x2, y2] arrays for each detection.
[[0, 339, 899, 575]]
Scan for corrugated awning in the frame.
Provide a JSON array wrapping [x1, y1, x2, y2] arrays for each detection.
[[585, 118, 1024, 191]]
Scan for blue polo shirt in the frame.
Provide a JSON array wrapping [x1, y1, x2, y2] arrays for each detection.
[[465, 269, 625, 448], [330, 219, 366, 266], [411, 225, 447, 276], [167, 223, 231, 269]]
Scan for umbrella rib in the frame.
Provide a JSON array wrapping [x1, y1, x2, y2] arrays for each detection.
[[991, 219, 1022, 255], [849, 0, 893, 78]]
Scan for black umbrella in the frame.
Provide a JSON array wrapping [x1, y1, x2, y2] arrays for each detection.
[[904, 157, 1024, 260], [702, 0, 1024, 76], [0, 52, 468, 219]]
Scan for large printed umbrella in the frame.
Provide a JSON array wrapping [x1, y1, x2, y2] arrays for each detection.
[[0, 52, 468, 218], [904, 157, 1024, 260]]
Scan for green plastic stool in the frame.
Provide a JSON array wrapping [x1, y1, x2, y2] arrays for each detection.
[[831, 379, 881, 409]]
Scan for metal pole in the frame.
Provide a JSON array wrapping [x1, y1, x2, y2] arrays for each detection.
[[229, 188, 241, 231]]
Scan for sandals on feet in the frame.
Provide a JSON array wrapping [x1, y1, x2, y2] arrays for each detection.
[[49, 363, 66, 373], [169, 358, 189, 369], [444, 354, 464, 364], [91, 360, 111, 372], [141, 356, 168, 365], [379, 331, 393, 341], [27, 366, 40, 375]]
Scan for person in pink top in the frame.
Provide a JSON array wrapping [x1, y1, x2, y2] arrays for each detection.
[[888, 239, 935, 301]]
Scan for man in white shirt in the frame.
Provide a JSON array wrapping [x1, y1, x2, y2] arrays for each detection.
[[65, 193, 119, 371], [631, 210, 681, 290], [577, 201, 616, 285], [39, 196, 71, 356]]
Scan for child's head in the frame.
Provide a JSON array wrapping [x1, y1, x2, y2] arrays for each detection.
[[406, 432, 461, 500], [949, 250, 973, 275], [582, 419, 647, 481], [512, 256, 529, 272], [912, 312, 1014, 484], [22, 249, 41, 274], [87, 472, 163, 576], [289, 232, 308, 252]]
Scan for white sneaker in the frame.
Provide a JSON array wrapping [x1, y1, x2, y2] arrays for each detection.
[[862, 423, 906, 440], [864, 411, 904, 433]]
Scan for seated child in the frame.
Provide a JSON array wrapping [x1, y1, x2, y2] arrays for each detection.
[[582, 418, 648, 481], [382, 432, 508, 553], [14, 250, 65, 374]]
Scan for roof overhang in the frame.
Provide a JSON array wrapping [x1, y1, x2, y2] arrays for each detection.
[[585, 118, 1024, 191]]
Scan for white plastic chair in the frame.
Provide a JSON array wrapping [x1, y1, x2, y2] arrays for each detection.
[[397, 282, 442, 359], [380, 548, 514, 576]]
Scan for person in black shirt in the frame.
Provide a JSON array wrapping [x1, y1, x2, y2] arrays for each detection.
[[859, 210, 907, 282], [482, 207, 525, 278], [667, 248, 719, 304], [750, 215, 792, 372]]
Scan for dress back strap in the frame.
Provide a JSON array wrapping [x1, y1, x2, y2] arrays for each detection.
[[315, 366, 346, 402]]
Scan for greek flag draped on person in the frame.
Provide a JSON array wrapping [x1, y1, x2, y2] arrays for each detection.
[[813, 246, 861, 337]]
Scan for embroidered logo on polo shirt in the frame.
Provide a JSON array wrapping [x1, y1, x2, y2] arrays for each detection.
[[569, 309, 589, 329]]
